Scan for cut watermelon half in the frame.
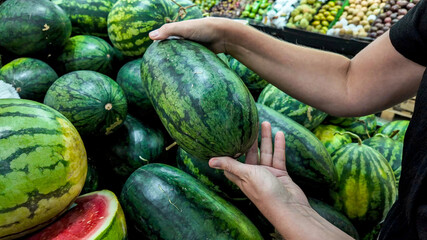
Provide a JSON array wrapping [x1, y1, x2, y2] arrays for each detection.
[[25, 190, 126, 240]]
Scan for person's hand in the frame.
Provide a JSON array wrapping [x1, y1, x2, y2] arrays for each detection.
[[209, 121, 309, 211], [149, 17, 239, 53]]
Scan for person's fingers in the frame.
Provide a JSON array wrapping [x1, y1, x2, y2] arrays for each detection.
[[209, 157, 246, 178], [260, 121, 273, 166], [272, 131, 286, 170], [245, 136, 259, 165], [149, 21, 195, 40]]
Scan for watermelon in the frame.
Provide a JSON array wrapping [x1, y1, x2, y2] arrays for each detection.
[[377, 120, 409, 142], [375, 116, 390, 129], [327, 115, 377, 139], [0, 99, 87, 239], [0, 58, 58, 102], [104, 114, 166, 181], [256, 103, 337, 199], [141, 39, 258, 160], [363, 134, 403, 186], [258, 84, 328, 130], [176, 147, 246, 199], [120, 163, 263, 239], [313, 124, 352, 155], [330, 134, 397, 235], [51, 0, 118, 37], [0, 80, 19, 99], [309, 198, 360, 240], [81, 160, 99, 195], [54, 35, 117, 77], [228, 56, 268, 98], [25, 190, 127, 240], [44, 70, 127, 136], [0, 0, 71, 58], [107, 0, 202, 57], [116, 58, 154, 118]]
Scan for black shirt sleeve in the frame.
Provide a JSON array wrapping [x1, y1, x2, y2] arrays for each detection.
[[390, 0, 427, 67]]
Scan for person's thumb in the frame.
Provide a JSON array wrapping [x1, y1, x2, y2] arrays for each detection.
[[149, 22, 188, 40], [209, 157, 246, 178]]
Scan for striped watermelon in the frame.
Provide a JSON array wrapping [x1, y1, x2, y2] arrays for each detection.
[[0, 58, 58, 102], [228, 56, 268, 98], [258, 84, 328, 130], [363, 134, 403, 187], [256, 103, 337, 200], [120, 163, 263, 239], [44, 70, 127, 136], [116, 58, 154, 118], [330, 134, 397, 235], [141, 39, 258, 160], [0, 99, 87, 239], [25, 190, 127, 240], [55, 35, 116, 77], [377, 120, 409, 142], [313, 124, 352, 155], [0, 0, 71, 58], [51, 0, 118, 37], [107, 0, 202, 57], [327, 115, 377, 139]]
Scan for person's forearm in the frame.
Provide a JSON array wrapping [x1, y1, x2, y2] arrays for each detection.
[[220, 22, 424, 116]]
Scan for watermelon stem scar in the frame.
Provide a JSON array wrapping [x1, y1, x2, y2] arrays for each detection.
[[166, 141, 177, 151], [166, 0, 197, 23], [105, 103, 112, 110]]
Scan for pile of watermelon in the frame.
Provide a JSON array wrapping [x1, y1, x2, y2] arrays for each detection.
[[0, 0, 409, 239]]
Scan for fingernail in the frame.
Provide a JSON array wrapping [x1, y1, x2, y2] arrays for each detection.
[[209, 158, 220, 169], [149, 30, 159, 38]]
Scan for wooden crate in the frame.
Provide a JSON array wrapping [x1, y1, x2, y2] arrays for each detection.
[[380, 97, 416, 121]]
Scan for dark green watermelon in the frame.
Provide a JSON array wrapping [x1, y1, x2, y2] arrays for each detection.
[[141, 39, 258, 160], [228, 56, 268, 98], [81, 160, 99, 194], [44, 70, 127, 136], [107, 0, 202, 56], [330, 137, 397, 235], [377, 120, 409, 142], [363, 134, 403, 187], [0, 0, 71, 58], [104, 114, 166, 181], [55, 35, 116, 76], [176, 147, 246, 199], [0, 58, 58, 101], [327, 114, 377, 139], [309, 198, 360, 239], [256, 103, 337, 200], [120, 163, 263, 239], [116, 58, 154, 118], [258, 84, 328, 130], [51, 0, 117, 37], [313, 124, 352, 155]]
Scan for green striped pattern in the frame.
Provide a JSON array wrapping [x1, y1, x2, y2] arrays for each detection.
[[116, 58, 154, 117], [43, 70, 127, 136], [141, 40, 258, 160], [313, 124, 352, 155], [51, 0, 117, 37], [55, 35, 116, 76], [228, 56, 268, 92], [26, 190, 127, 240], [363, 134, 403, 187], [0, 58, 58, 102], [327, 115, 377, 139], [377, 120, 409, 142], [105, 114, 165, 180], [330, 143, 397, 234], [107, 0, 202, 57], [309, 198, 359, 240], [0, 0, 71, 57], [256, 104, 337, 194], [0, 99, 87, 239], [176, 147, 245, 199], [120, 163, 263, 239], [258, 84, 328, 130]]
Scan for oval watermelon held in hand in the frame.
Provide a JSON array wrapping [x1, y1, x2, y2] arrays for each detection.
[[141, 39, 259, 160], [44, 70, 127, 136], [0, 99, 87, 239], [0, 0, 71, 58], [25, 190, 127, 240]]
